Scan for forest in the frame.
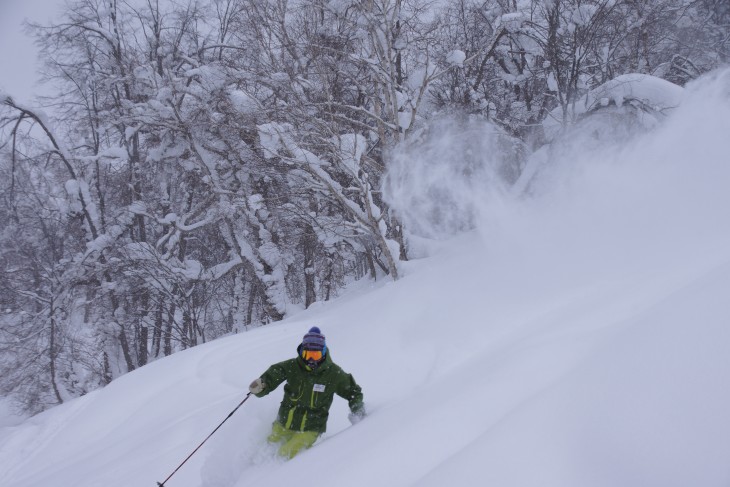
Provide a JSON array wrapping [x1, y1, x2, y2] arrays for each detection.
[[1, 0, 728, 414]]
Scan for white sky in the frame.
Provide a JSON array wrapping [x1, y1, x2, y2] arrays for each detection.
[[0, 0, 64, 103]]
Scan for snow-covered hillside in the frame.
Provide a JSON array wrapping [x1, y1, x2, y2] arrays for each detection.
[[1, 70, 730, 487]]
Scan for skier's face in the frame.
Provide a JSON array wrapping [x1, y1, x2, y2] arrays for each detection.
[[302, 349, 323, 362], [302, 347, 324, 369]]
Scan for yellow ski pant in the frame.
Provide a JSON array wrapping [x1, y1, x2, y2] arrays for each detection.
[[268, 422, 319, 459]]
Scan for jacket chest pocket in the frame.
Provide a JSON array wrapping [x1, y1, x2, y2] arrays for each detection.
[[310, 383, 326, 407]]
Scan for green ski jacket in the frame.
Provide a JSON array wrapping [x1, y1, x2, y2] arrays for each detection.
[[255, 349, 364, 433]]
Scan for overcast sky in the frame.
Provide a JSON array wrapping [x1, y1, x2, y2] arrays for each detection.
[[0, 0, 64, 103]]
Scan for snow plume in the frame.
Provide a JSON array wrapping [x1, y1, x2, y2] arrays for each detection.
[[384, 116, 518, 240], [478, 68, 730, 290], [386, 69, 730, 270]]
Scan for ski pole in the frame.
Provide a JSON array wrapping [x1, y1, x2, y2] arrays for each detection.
[[157, 392, 253, 487]]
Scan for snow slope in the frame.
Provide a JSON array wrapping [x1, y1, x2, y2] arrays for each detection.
[[1, 70, 730, 487]]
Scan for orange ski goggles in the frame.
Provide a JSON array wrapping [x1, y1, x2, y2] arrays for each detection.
[[302, 349, 323, 362]]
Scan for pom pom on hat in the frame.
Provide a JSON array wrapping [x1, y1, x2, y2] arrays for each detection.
[[302, 326, 326, 350]]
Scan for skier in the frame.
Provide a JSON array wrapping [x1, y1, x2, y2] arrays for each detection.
[[249, 326, 365, 459]]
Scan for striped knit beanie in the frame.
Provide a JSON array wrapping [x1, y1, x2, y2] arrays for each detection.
[[302, 326, 326, 351]]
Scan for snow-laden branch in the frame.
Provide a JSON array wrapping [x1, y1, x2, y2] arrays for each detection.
[[256, 122, 399, 278], [2, 96, 101, 240]]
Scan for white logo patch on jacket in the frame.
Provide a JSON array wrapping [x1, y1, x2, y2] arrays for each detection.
[[313, 384, 326, 393]]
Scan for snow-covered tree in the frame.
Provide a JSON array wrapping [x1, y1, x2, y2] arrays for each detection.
[[1, 0, 727, 415]]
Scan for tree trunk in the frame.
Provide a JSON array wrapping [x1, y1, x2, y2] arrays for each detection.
[[117, 325, 135, 372], [152, 298, 163, 358], [163, 303, 175, 356], [138, 325, 148, 366], [302, 224, 317, 308], [389, 213, 408, 261], [102, 351, 113, 384], [246, 282, 257, 326], [49, 297, 63, 405]]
